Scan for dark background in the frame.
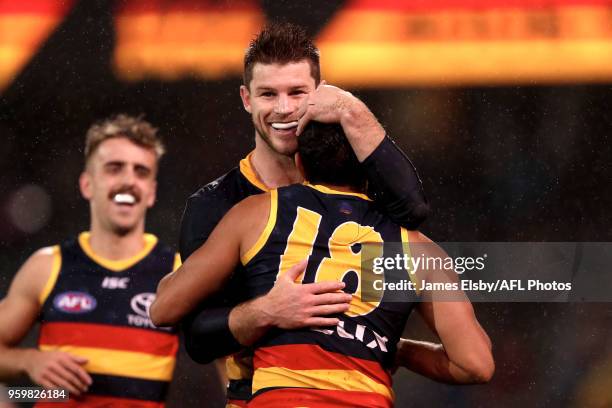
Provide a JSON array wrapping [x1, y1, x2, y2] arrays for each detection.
[[1, 1, 610, 407]]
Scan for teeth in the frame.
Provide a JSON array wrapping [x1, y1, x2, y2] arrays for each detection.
[[113, 194, 136, 204], [271, 121, 298, 130]]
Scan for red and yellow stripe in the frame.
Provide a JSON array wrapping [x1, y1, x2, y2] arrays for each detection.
[[0, 0, 75, 90], [39, 322, 178, 381], [250, 388, 392, 408], [252, 344, 393, 405], [36, 395, 164, 408]]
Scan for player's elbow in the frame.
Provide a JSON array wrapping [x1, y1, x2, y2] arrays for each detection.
[[149, 298, 175, 328], [463, 349, 495, 383], [404, 201, 431, 230]]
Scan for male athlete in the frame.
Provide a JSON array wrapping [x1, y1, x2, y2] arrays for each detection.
[[0, 115, 180, 407], [152, 121, 494, 407], [179, 22, 431, 405]]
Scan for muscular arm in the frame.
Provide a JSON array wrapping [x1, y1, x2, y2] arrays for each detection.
[[394, 232, 494, 383], [297, 83, 430, 229], [178, 191, 350, 363], [178, 189, 247, 362], [151, 195, 261, 327], [0, 248, 91, 394]]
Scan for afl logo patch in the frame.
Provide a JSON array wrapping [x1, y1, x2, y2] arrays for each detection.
[[53, 292, 97, 314]]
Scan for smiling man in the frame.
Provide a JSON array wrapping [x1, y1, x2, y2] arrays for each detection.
[[155, 121, 493, 407], [178, 23, 431, 406], [0, 115, 180, 407]]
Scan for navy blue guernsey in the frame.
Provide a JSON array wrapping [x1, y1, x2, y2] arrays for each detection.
[[37, 232, 179, 408], [242, 184, 419, 407]]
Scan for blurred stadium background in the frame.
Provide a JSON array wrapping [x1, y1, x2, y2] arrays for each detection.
[[0, 0, 610, 406]]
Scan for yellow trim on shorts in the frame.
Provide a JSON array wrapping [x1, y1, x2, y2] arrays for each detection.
[[38, 245, 61, 305], [253, 366, 393, 401], [78, 232, 158, 272], [39, 345, 175, 381], [241, 190, 278, 265], [400, 227, 420, 296]]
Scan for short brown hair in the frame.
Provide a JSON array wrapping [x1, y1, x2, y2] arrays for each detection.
[[84, 114, 165, 165], [244, 22, 320, 88]]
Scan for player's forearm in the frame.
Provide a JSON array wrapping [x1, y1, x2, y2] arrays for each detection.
[[430, 305, 495, 383], [395, 339, 490, 384], [338, 96, 386, 162], [182, 306, 243, 364], [150, 272, 185, 326], [228, 296, 274, 347], [362, 136, 430, 229]]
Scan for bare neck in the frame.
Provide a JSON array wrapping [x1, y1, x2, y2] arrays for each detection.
[[88, 219, 147, 260], [252, 136, 303, 189]]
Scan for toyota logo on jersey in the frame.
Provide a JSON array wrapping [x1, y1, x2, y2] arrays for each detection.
[[130, 293, 156, 317], [128, 293, 159, 329], [53, 292, 97, 314]]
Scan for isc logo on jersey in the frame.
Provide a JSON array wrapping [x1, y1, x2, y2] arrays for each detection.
[[101, 277, 130, 289], [127, 293, 158, 329], [53, 292, 97, 314]]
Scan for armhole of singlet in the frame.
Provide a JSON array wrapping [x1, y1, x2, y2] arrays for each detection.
[[400, 228, 421, 297], [241, 189, 278, 265], [38, 245, 62, 305], [173, 252, 182, 271]]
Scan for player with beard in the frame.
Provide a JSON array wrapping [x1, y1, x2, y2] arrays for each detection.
[[179, 23, 431, 406], [0, 115, 180, 407]]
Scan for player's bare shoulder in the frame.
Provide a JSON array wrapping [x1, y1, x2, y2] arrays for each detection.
[[9, 246, 59, 302], [225, 192, 272, 254], [226, 193, 271, 230], [233, 192, 271, 214]]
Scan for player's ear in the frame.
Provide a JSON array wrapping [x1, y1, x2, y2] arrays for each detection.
[[295, 153, 306, 180], [240, 85, 252, 114], [79, 171, 93, 200]]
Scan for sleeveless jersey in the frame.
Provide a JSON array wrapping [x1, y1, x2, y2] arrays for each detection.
[[243, 184, 420, 408], [36, 232, 180, 408], [181, 153, 267, 407]]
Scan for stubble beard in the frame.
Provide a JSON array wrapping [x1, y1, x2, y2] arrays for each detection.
[[254, 121, 296, 157]]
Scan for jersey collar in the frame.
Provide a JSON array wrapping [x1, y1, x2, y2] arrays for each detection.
[[78, 232, 158, 272], [239, 151, 270, 192], [304, 183, 372, 201]]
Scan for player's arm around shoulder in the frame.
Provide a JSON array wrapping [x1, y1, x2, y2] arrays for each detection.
[[406, 230, 494, 383], [0, 247, 91, 393], [151, 193, 271, 327]]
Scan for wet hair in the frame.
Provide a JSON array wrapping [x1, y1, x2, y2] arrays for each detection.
[[298, 121, 366, 191], [244, 22, 320, 88], [84, 114, 164, 166]]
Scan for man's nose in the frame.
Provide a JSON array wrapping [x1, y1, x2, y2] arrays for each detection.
[[274, 94, 293, 115], [121, 167, 136, 185]]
